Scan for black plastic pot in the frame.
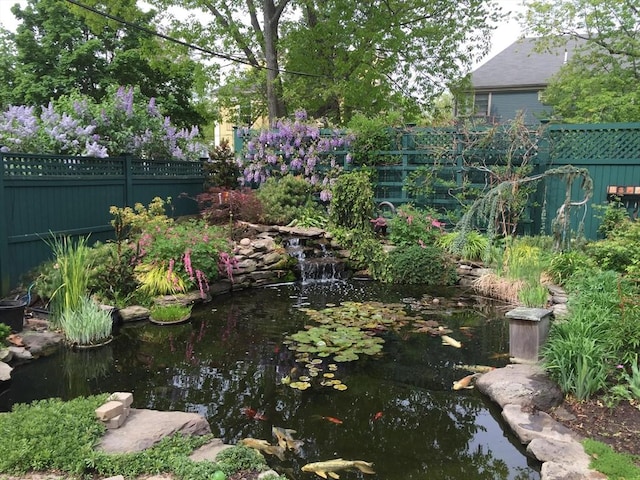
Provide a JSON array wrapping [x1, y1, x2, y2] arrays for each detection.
[[0, 300, 27, 333]]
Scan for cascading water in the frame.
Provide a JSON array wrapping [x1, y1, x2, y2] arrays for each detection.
[[285, 237, 347, 284]]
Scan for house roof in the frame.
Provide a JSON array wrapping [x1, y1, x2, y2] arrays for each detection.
[[471, 37, 586, 91]]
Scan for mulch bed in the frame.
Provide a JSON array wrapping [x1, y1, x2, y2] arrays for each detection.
[[549, 397, 640, 459]]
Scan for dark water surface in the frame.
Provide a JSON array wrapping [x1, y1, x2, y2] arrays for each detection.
[[1, 280, 540, 479]]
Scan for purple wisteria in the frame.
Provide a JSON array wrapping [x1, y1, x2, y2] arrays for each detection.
[[0, 86, 206, 161], [237, 110, 352, 201]]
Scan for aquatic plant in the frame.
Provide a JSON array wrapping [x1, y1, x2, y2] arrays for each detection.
[[149, 304, 193, 323], [58, 296, 112, 346]]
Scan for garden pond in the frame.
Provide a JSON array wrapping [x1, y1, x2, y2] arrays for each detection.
[[0, 280, 541, 480]]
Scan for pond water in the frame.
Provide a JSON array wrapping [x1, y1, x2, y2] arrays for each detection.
[[0, 280, 541, 480]]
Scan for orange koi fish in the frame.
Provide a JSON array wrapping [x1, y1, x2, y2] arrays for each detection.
[[322, 416, 343, 424], [372, 411, 383, 421]]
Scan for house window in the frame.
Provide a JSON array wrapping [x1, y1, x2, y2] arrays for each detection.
[[474, 93, 490, 116]]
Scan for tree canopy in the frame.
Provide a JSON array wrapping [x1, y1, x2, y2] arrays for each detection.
[[150, 0, 502, 125], [523, 0, 640, 123], [2, 0, 213, 128]]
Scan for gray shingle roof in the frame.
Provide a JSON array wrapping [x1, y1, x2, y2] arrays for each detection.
[[471, 37, 585, 90]]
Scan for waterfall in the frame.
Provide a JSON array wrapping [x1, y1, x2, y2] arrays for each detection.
[[285, 237, 347, 284]]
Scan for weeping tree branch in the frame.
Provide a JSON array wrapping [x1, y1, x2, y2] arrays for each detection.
[[453, 165, 593, 255]]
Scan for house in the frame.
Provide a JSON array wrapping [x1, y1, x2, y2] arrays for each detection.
[[465, 37, 585, 124]]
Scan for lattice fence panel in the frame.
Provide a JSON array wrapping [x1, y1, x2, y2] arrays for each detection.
[[131, 159, 204, 176], [549, 126, 640, 162], [1, 153, 124, 177]]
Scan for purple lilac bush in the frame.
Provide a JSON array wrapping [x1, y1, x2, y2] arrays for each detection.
[[0, 86, 206, 160], [237, 110, 352, 201]]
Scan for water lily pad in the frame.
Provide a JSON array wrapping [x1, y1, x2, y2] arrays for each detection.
[[333, 384, 348, 391]]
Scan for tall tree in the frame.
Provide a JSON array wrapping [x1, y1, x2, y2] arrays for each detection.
[[523, 0, 640, 123], [8, 0, 211, 127], [151, 0, 501, 125]]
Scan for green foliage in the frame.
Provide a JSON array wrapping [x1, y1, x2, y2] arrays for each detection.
[[328, 170, 376, 231], [7, 1, 209, 128], [287, 207, 329, 229], [388, 204, 444, 248], [582, 438, 640, 480], [256, 175, 318, 225], [437, 230, 489, 262], [594, 197, 631, 238], [135, 262, 188, 298], [524, 0, 640, 123], [543, 318, 612, 400], [585, 219, 640, 277], [543, 268, 640, 398], [330, 227, 389, 280], [518, 283, 549, 308], [0, 323, 11, 341], [0, 395, 109, 474], [87, 241, 140, 307], [547, 250, 595, 286], [387, 244, 457, 285], [58, 296, 113, 346], [204, 139, 240, 190], [110, 196, 173, 243], [346, 113, 399, 165], [610, 356, 640, 403], [0, 396, 272, 479], [150, 303, 193, 322], [45, 234, 92, 325]]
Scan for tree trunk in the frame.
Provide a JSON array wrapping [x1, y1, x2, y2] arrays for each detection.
[[263, 0, 286, 124]]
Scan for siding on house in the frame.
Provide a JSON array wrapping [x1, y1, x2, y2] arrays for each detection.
[[488, 91, 552, 124]]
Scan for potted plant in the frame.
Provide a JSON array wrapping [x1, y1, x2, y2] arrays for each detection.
[[149, 303, 193, 325], [58, 296, 113, 348]]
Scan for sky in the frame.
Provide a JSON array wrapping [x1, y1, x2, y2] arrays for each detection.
[[0, 0, 528, 68]]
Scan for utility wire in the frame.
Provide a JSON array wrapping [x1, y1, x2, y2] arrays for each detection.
[[64, 0, 325, 78]]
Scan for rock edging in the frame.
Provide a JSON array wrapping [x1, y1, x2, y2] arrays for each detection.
[[475, 364, 606, 480]]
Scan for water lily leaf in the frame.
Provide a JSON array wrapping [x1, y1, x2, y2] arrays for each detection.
[[333, 384, 348, 391]]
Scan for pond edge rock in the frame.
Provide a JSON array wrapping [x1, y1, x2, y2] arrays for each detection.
[[475, 364, 606, 480]]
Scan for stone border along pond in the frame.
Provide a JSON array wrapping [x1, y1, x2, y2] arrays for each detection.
[[1, 224, 602, 480]]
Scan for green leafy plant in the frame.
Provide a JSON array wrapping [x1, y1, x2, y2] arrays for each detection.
[[387, 244, 457, 285], [204, 139, 240, 190], [518, 282, 549, 308], [110, 196, 173, 243], [0, 323, 11, 341], [58, 296, 113, 346], [346, 112, 399, 165], [256, 174, 319, 225], [388, 203, 445, 248], [45, 234, 92, 325], [0, 395, 276, 479], [594, 197, 631, 238], [437, 230, 489, 262], [583, 438, 640, 480], [88, 241, 140, 307], [329, 227, 389, 280], [135, 263, 187, 297], [547, 250, 595, 286], [329, 169, 376, 231], [149, 304, 193, 323]]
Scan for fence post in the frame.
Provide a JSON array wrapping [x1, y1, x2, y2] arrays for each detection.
[[0, 154, 8, 295], [455, 129, 464, 190], [124, 155, 133, 207]]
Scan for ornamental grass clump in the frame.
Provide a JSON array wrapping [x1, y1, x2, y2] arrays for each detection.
[[45, 234, 92, 326], [58, 296, 113, 346]]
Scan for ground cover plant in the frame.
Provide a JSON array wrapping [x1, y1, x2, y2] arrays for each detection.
[[0, 396, 282, 479]]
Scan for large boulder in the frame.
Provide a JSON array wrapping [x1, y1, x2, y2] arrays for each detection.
[[475, 363, 563, 411], [97, 409, 212, 453]]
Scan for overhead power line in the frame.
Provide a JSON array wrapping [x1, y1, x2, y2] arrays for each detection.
[[64, 0, 324, 78]]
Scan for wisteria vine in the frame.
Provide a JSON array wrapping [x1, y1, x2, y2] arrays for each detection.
[[237, 110, 352, 201]]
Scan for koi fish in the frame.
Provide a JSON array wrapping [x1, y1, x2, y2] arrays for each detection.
[[321, 416, 343, 425], [272, 426, 304, 452], [454, 364, 496, 374], [441, 334, 462, 348], [242, 406, 267, 421], [301, 459, 375, 478], [239, 438, 286, 461], [372, 411, 383, 421], [452, 373, 481, 390]]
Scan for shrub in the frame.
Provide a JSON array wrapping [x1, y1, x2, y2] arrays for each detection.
[[346, 112, 398, 165], [386, 244, 457, 285], [197, 187, 263, 224], [387, 204, 445, 248], [437, 230, 489, 262], [204, 139, 240, 190], [88, 241, 139, 307], [329, 170, 376, 231], [547, 250, 595, 286], [255, 175, 318, 225], [0, 323, 10, 341]]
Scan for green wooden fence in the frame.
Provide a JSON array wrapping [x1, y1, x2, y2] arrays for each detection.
[[236, 121, 640, 240], [0, 152, 205, 295]]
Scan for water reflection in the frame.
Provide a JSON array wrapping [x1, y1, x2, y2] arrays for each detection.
[[1, 281, 539, 479]]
